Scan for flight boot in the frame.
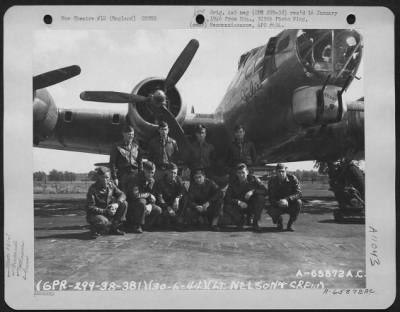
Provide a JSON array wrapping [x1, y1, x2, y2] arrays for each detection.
[[211, 216, 221, 231], [276, 216, 283, 231], [110, 222, 125, 235], [286, 218, 295, 232], [90, 229, 101, 238], [252, 220, 261, 232], [133, 225, 143, 234]]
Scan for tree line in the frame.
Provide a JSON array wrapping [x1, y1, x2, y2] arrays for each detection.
[[33, 170, 97, 182], [293, 169, 325, 182], [34, 169, 325, 183]]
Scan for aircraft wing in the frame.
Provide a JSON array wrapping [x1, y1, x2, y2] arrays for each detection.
[[34, 107, 128, 155]]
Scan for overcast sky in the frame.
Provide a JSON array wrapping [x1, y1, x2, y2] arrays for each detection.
[[33, 29, 363, 173]]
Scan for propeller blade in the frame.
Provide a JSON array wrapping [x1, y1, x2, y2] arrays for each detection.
[[80, 91, 147, 103], [164, 39, 199, 90], [33, 65, 81, 90]]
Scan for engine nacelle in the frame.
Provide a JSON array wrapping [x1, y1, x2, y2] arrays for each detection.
[[127, 77, 187, 141], [33, 89, 58, 145], [292, 85, 347, 127]]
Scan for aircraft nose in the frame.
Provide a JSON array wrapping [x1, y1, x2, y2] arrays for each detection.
[[292, 85, 347, 126]]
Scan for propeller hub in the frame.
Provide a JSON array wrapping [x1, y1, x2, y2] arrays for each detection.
[[151, 89, 167, 107]]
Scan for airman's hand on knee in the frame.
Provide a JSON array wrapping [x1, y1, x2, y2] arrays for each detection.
[[195, 205, 203, 212], [238, 200, 248, 209], [168, 207, 176, 216], [106, 204, 117, 216], [278, 199, 289, 208], [149, 194, 156, 203], [172, 199, 179, 210], [244, 190, 254, 200], [145, 204, 152, 215]]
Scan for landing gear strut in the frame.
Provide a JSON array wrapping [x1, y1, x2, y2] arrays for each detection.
[[326, 160, 365, 222]]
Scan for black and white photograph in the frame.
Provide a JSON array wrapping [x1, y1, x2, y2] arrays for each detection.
[[3, 5, 396, 310]]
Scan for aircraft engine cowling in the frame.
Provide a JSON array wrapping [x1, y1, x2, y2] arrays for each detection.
[[127, 77, 187, 141], [292, 85, 347, 127], [33, 89, 58, 145]]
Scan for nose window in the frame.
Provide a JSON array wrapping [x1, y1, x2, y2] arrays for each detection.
[[296, 30, 361, 81], [333, 34, 361, 77]]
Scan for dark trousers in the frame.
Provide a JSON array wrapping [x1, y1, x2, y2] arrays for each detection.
[[127, 199, 162, 228], [154, 167, 167, 181], [224, 194, 265, 226], [118, 170, 138, 193], [87, 201, 127, 234], [185, 198, 224, 225], [268, 199, 302, 224], [157, 198, 186, 225]]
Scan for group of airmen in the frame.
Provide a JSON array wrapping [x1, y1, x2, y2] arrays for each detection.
[[86, 121, 302, 238]]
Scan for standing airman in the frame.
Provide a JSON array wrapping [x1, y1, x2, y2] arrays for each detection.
[[227, 125, 257, 170], [148, 121, 179, 180], [186, 124, 216, 178], [109, 124, 142, 192]]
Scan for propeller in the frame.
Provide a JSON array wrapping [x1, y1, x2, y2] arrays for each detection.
[[79, 39, 199, 146], [33, 65, 81, 90], [164, 39, 199, 91]]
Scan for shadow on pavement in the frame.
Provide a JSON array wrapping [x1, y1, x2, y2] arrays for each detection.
[[301, 208, 334, 215], [319, 219, 365, 224], [36, 232, 95, 241], [34, 210, 85, 218], [35, 225, 89, 231]]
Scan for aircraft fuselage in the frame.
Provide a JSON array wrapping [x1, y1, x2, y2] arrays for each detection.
[[210, 29, 363, 163]]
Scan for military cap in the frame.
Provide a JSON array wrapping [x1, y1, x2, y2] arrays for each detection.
[[166, 162, 178, 170], [95, 166, 110, 176], [235, 163, 247, 170], [276, 163, 287, 170], [122, 124, 135, 133], [234, 124, 245, 131], [143, 160, 156, 171], [192, 168, 205, 176], [194, 124, 206, 133], [158, 121, 169, 128]]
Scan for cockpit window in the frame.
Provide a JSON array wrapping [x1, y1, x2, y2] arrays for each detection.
[[296, 29, 362, 82], [276, 36, 290, 53], [265, 37, 278, 56], [238, 52, 250, 69]]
